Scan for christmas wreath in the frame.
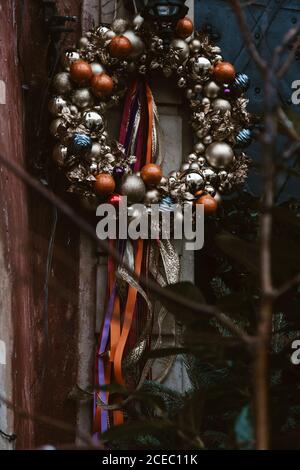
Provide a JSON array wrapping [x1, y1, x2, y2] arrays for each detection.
[[48, 12, 252, 433], [49, 14, 251, 214]]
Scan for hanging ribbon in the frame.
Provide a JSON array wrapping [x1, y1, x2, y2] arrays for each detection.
[[94, 79, 157, 434]]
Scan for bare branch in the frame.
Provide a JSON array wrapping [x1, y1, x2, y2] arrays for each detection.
[[276, 25, 300, 78], [0, 151, 252, 344], [228, 0, 267, 73], [275, 273, 300, 298], [0, 393, 101, 448]]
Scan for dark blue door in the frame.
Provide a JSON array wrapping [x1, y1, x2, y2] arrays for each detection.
[[195, 0, 300, 200]]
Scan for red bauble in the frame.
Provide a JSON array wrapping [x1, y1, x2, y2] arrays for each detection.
[[70, 60, 93, 84], [107, 193, 122, 206], [213, 61, 236, 84], [93, 173, 116, 197], [91, 73, 114, 98], [195, 194, 218, 214], [108, 36, 132, 58], [140, 163, 163, 186], [175, 17, 194, 39]]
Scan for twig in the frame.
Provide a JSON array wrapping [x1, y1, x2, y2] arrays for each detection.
[[276, 26, 300, 78], [0, 393, 101, 448], [274, 273, 300, 298], [228, 0, 277, 450], [228, 0, 267, 73], [0, 151, 251, 344]]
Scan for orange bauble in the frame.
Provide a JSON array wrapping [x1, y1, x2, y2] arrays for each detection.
[[175, 17, 194, 39], [91, 73, 114, 98], [93, 173, 116, 197], [213, 61, 236, 83], [70, 60, 93, 84], [195, 194, 218, 214], [140, 163, 163, 186], [108, 36, 132, 58]]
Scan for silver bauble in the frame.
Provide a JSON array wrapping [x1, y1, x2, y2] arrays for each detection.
[[128, 205, 146, 222], [53, 72, 72, 94], [202, 97, 211, 106], [69, 105, 79, 115], [211, 46, 222, 54], [48, 96, 68, 115], [187, 153, 198, 162], [218, 170, 228, 181], [213, 55, 223, 63], [105, 153, 115, 163], [49, 118, 63, 138], [96, 26, 109, 37], [71, 88, 93, 108], [189, 162, 201, 171], [189, 38, 201, 53], [204, 81, 220, 99], [170, 39, 190, 62], [83, 111, 103, 131], [102, 145, 111, 154], [186, 89, 194, 100], [111, 19, 128, 34], [144, 189, 160, 205], [88, 142, 102, 159], [205, 185, 216, 196], [52, 144, 67, 166], [121, 174, 146, 203], [104, 30, 116, 40], [205, 142, 234, 169], [160, 176, 168, 187], [198, 156, 206, 166], [123, 30, 145, 58], [79, 37, 89, 49], [203, 135, 213, 145], [212, 98, 232, 113], [91, 62, 105, 75], [61, 51, 80, 71], [133, 14, 144, 29], [193, 57, 211, 74], [202, 168, 218, 185], [178, 77, 186, 88], [194, 83, 203, 94], [168, 176, 177, 187], [181, 163, 190, 172], [89, 162, 99, 174], [196, 129, 207, 139], [183, 191, 196, 201], [185, 172, 204, 192], [194, 142, 205, 154]]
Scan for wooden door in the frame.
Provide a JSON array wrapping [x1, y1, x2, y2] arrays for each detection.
[[0, 0, 83, 449], [0, 0, 196, 449], [195, 0, 300, 199]]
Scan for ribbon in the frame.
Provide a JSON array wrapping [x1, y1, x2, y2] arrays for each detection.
[[94, 79, 158, 433]]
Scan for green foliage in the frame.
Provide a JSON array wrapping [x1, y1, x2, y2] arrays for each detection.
[[104, 193, 300, 450]]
